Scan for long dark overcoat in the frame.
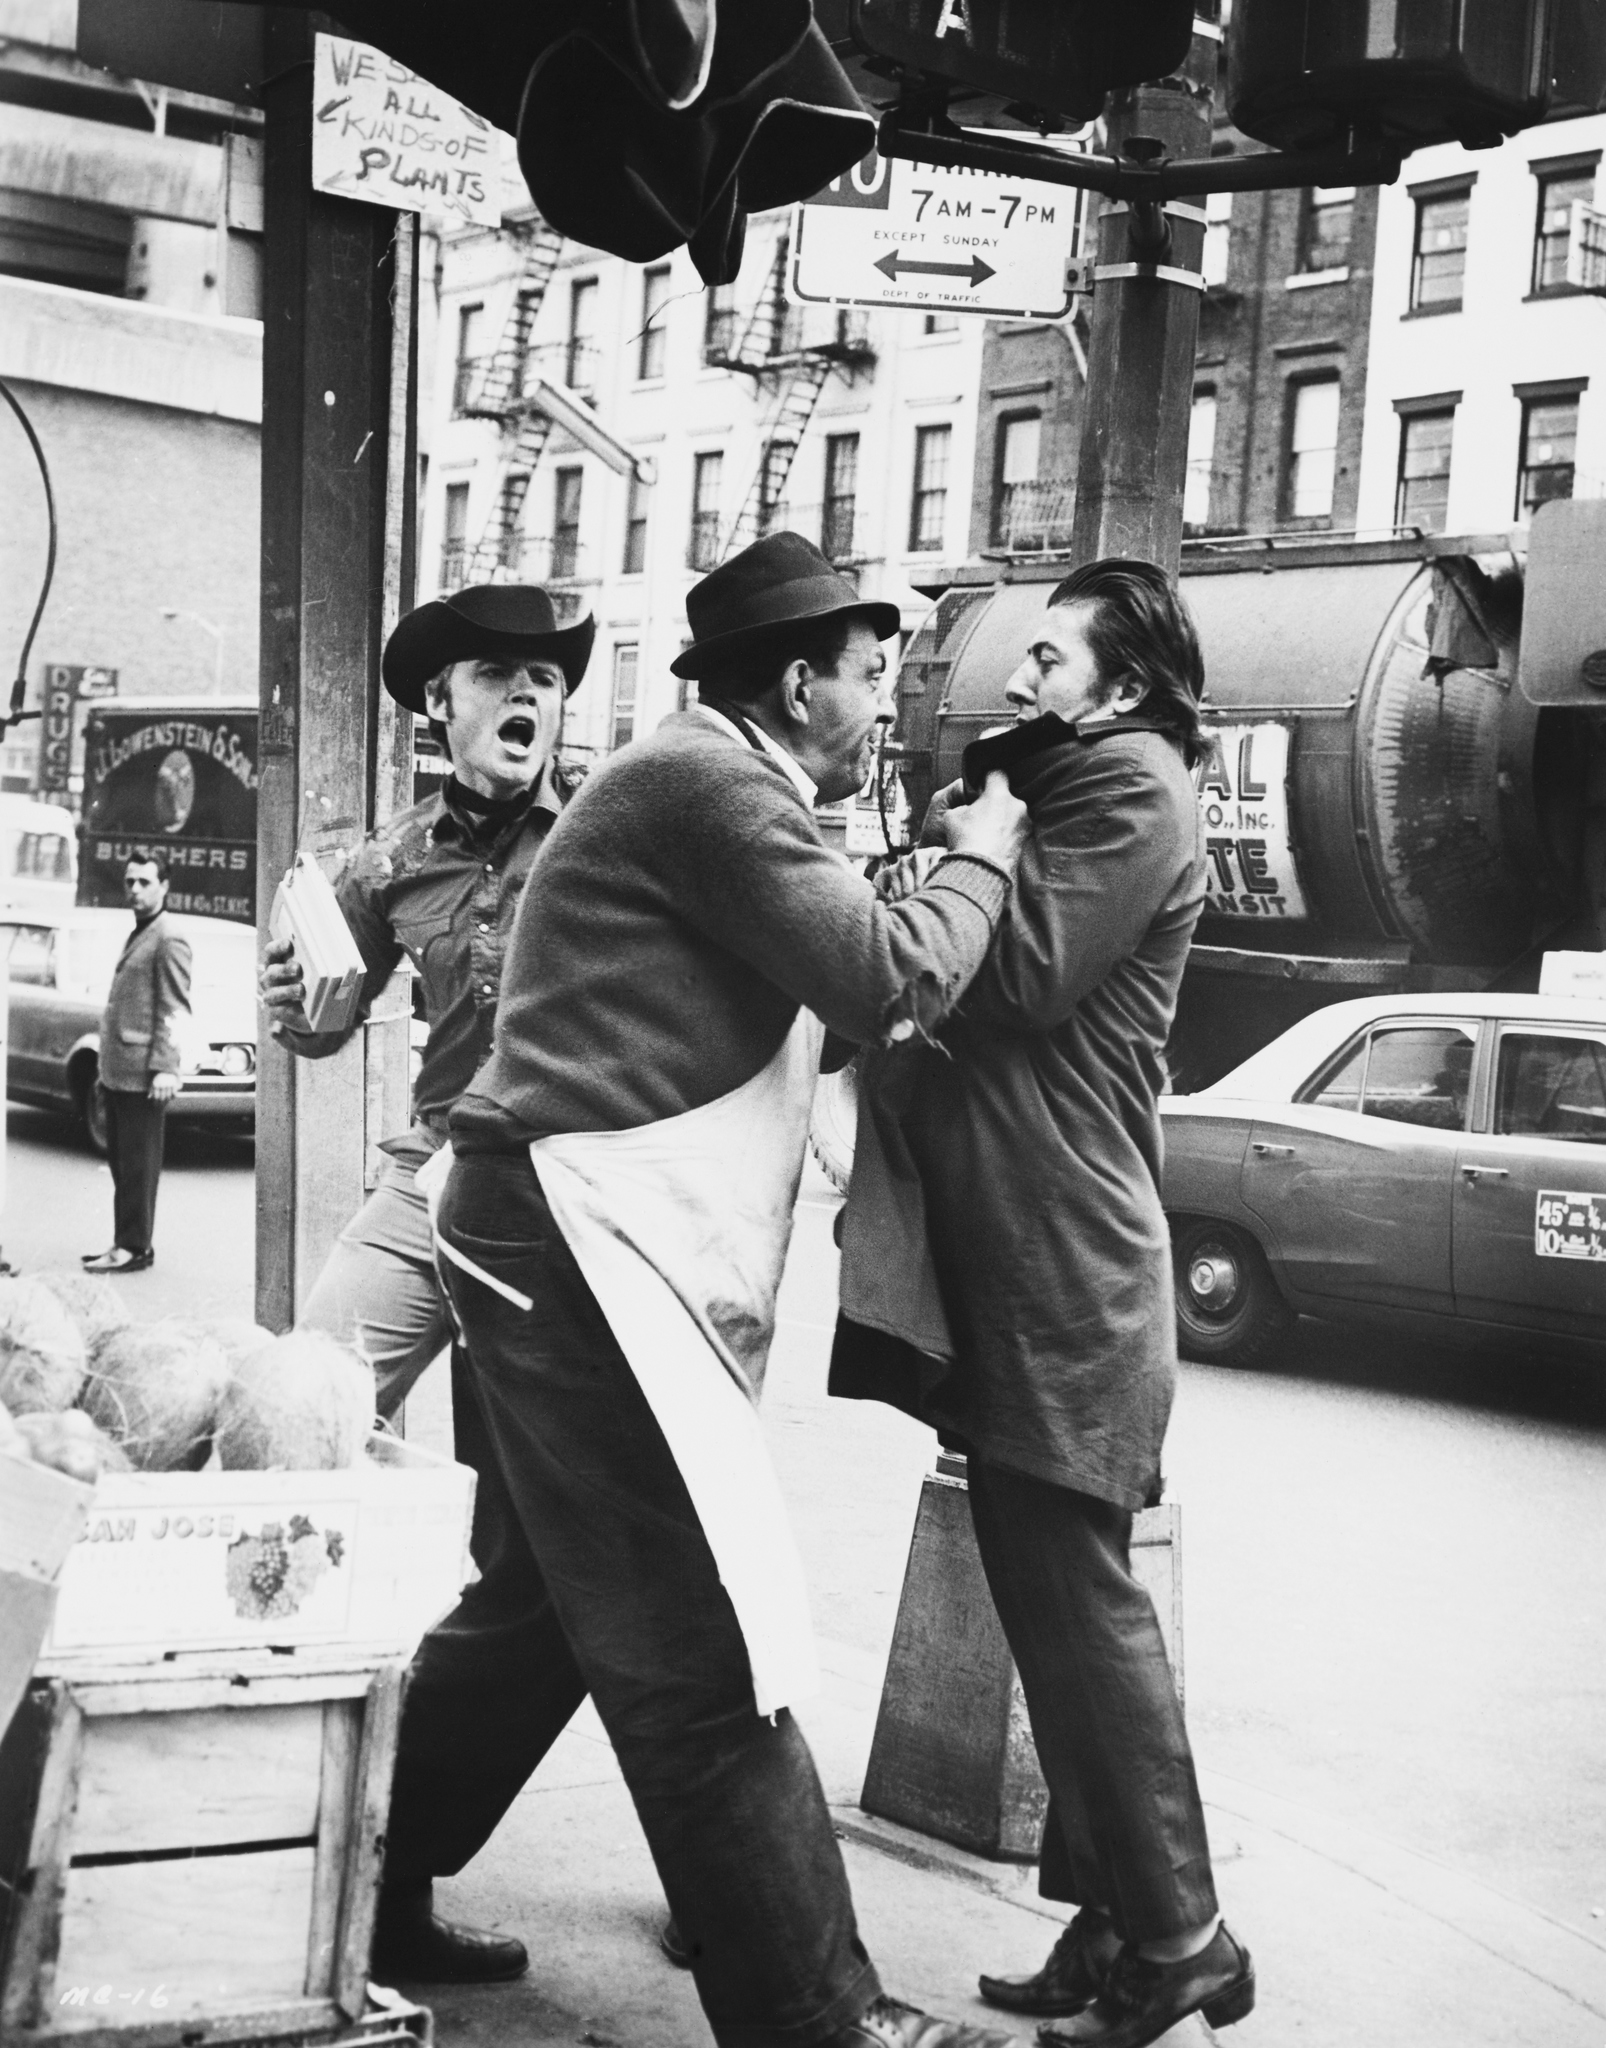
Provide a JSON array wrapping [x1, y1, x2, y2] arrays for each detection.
[[831, 718, 1206, 1511]]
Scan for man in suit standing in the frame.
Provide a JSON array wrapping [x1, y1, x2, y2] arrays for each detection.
[[83, 851, 192, 1274]]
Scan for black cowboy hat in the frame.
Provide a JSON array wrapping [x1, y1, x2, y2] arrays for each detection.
[[670, 532, 900, 680], [382, 585, 595, 712]]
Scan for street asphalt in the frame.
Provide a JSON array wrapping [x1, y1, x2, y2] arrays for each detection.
[[8, 1119, 1605, 2046]]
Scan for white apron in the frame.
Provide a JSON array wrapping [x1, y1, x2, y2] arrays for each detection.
[[419, 1010, 825, 1718]]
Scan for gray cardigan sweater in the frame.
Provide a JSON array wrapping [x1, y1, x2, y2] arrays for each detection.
[[454, 711, 1011, 1147]]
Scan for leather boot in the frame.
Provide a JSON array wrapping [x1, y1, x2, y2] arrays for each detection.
[[829, 1993, 1024, 2047], [1036, 1923, 1255, 2048], [978, 1909, 1119, 2017], [371, 1882, 529, 1985]]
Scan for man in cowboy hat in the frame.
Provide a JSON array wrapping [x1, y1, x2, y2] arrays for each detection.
[[383, 532, 1032, 2048], [260, 582, 597, 1956]]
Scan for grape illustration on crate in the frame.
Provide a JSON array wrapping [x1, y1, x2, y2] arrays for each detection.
[[225, 1510, 345, 1620]]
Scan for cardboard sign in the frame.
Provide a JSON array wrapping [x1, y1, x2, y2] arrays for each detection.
[[312, 32, 502, 228], [1194, 722, 1308, 922], [1536, 1189, 1606, 1261]]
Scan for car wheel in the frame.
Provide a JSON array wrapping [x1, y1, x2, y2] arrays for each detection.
[[1171, 1217, 1296, 1369], [76, 1069, 108, 1156]]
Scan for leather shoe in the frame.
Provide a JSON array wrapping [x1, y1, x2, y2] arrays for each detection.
[[371, 1887, 528, 1985], [979, 1910, 1118, 2017], [831, 1992, 1023, 2047], [1036, 1924, 1254, 2048], [81, 1248, 154, 1273]]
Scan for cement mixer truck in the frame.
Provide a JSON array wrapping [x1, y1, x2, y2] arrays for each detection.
[[887, 499, 1606, 1088]]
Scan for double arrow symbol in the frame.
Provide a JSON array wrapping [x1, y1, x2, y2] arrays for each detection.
[[874, 252, 996, 287]]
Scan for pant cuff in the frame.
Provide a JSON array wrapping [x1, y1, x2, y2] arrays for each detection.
[[710, 1958, 883, 2048]]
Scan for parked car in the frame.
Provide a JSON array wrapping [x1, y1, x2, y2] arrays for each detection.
[[1161, 992, 1606, 1366], [2, 908, 257, 1149]]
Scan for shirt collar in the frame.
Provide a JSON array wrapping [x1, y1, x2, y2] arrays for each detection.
[[694, 703, 818, 808], [430, 776, 560, 846]]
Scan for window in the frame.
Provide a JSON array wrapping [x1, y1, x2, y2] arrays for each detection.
[[552, 467, 583, 579], [638, 266, 670, 380], [993, 412, 1042, 545], [1184, 389, 1217, 529], [766, 239, 801, 356], [1287, 379, 1340, 521], [1202, 190, 1233, 288], [1496, 1033, 1606, 1142], [512, 288, 542, 398], [440, 481, 470, 590], [923, 311, 959, 334], [17, 832, 70, 881], [452, 303, 483, 413], [1395, 408, 1455, 532], [677, 672, 699, 712], [611, 645, 639, 750], [1410, 189, 1470, 311], [1299, 186, 1354, 273], [496, 472, 529, 571], [909, 423, 951, 552], [1532, 166, 1597, 294], [689, 451, 723, 570], [622, 469, 650, 575], [1516, 393, 1580, 519], [703, 283, 736, 363], [5, 926, 54, 987], [1303, 1025, 1474, 1130], [565, 279, 598, 396], [757, 438, 795, 536], [823, 432, 859, 562]]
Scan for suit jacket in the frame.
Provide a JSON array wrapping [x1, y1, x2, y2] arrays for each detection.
[[99, 910, 193, 1094], [832, 721, 1206, 1513]]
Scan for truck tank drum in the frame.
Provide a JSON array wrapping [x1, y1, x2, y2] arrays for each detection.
[[894, 540, 1596, 1082]]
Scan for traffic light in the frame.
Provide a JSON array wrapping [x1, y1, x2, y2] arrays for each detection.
[[1228, 0, 1595, 156], [817, 0, 1197, 130]]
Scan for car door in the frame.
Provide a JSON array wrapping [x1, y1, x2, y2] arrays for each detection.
[[1240, 1019, 1477, 1314], [1453, 1023, 1606, 1339], [4, 924, 61, 1098]]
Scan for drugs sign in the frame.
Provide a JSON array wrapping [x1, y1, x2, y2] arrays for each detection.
[[790, 147, 1083, 320], [1194, 722, 1308, 922], [312, 33, 502, 227]]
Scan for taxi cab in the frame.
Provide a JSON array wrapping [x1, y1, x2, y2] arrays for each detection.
[[1161, 990, 1606, 1366]]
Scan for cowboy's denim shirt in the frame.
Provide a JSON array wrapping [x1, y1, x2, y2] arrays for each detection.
[[280, 781, 558, 1132]]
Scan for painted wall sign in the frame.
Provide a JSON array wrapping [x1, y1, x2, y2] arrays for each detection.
[[1535, 1189, 1606, 1261], [79, 707, 259, 924], [312, 33, 502, 228], [1193, 721, 1308, 921]]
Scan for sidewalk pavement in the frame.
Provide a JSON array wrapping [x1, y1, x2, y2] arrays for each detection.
[[389, 1623, 1606, 2048]]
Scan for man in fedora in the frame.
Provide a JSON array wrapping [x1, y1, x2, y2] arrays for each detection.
[[384, 533, 1032, 2048]]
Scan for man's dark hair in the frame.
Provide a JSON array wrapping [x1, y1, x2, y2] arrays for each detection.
[[694, 612, 857, 707], [125, 848, 169, 883], [1046, 558, 1205, 765]]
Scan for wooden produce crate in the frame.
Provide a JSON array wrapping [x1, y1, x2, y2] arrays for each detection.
[[42, 1436, 473, 1664], [0, 1456, 92, 1739], [0, 1648, 406, 2048]]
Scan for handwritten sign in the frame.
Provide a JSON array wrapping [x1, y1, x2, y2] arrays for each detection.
[[312, 34, 502, 228], [1536, 1190, 1606, 1261], [1193, 721, 1308, 922]]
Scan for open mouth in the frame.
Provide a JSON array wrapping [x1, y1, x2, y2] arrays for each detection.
[[498, 714, 537, 751]]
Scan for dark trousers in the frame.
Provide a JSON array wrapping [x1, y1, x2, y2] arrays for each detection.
[[386, 1150, 880, 2048], [966, 1459, 1218, 1946], [102, 1087, 167, 1254]]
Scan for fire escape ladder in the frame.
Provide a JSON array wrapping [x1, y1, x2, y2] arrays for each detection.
[[464, 217, 566, 580], [720, 353, 834, 561]]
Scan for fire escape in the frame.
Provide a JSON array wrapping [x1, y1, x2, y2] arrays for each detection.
[[460, 217, 566, 581], [707, 236, 876, 562]]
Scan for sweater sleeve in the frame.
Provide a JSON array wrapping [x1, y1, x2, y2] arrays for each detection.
[[667, 753, 1011, 1046], [958, 746, 1198, 1034]]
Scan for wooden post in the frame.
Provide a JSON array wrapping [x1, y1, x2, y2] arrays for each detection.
[[255, 15, 416, 1331]]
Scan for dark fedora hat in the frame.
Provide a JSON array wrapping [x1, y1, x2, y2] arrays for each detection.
[[671, 532, 900, 680], [382, 585, 596, 712]]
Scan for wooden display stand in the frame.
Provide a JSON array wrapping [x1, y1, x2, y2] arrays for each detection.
[[860, 1454, 1183, 1860], [0, 1648, 406, 2048]]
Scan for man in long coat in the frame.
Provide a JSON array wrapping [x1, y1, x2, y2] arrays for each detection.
[[832, 560, 1254, 2048]]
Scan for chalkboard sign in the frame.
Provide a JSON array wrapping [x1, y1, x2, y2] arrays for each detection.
[[79, 705, 258, 924]]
